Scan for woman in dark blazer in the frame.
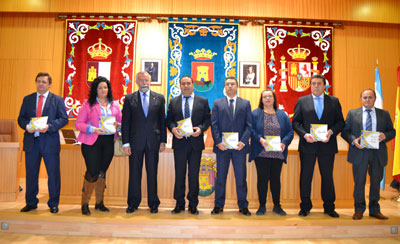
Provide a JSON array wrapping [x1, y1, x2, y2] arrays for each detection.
[[75, 76, 122, 215], [249, 89, 294, 215]]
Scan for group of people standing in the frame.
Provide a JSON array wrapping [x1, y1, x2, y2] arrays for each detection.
[[18, 72, 395, 221]]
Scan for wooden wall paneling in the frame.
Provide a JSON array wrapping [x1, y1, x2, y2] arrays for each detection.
[[0, 0, 385, 24]]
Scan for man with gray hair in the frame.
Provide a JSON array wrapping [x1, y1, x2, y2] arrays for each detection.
[[122, 71, 167, 214]]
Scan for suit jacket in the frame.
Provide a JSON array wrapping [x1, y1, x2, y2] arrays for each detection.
[[341, 107, 395, 167], [249, 108, 294, 162], [292, 94, 345, 154], [121, 90, 167, 151], [166, 94, 211, 150], [211, 97, 252, 153], [75, 99, 122, 145], [17, 92, 68, 153]]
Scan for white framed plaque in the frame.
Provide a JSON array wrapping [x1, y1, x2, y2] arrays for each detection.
[[310, 124, 328, 141], [176, 118, 193, 137], [99, 116, 116, 133], [360, 130, 379, 149], [264, 136, 282, 151], [222, 132, 239, 149], [27, 116, 48, 131]]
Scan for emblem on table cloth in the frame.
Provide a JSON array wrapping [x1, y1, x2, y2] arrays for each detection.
[[199, 156, 216, 197]]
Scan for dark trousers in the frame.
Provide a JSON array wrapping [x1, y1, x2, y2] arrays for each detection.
[[299, 152, 336, 212], [81, 135, 114, 180], [127, 145, 160, 209], [352, 150, 383, 214], [214, 149, 248, 209], [254, 157, 284, 207], [173, 143, 202, 207], [25, 138, 60, 208]]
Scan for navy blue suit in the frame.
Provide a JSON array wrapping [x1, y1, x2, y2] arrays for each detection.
[[211, 97, 252, 208], [17, 92, 68, 208]]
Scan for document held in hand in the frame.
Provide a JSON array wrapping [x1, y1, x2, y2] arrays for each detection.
[[264, 136, 282, 151], [27, 116, 48, 131], [99, 116, 116, 134], [310, 124, 328, 141], [176, 117, 193, 136], [222, 132, 239, 149], [360, 130, 379, 149]]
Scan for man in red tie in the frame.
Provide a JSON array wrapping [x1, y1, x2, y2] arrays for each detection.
[[17, 72, 68, 214]]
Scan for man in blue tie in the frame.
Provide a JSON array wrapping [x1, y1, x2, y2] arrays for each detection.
[[341, 89, 395, 220], [292, 74, 345, 218], [122, 71, 167, 214], [166, 75, 211, 215]]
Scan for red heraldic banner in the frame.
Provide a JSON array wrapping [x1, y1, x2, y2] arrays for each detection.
[[264, 25, 333, 119], [63, 19, 137, 118]]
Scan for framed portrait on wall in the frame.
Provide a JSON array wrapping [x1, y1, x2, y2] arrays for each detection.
[[239, 61, 260, 88], [141, 59, 161, 85]]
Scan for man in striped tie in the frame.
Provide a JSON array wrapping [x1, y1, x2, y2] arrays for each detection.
[[342, 89, 395, 220], [166, 75, 210, 215]]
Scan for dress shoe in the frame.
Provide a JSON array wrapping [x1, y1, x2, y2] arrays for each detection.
[[211, 207, 223, 215], [273, 206, 287, 216], [126, 206, 137, 213], [50, 206, 59, 214], [82, 203, 91, 215], [369, 212, 388, 220], [95, 201, 110, 212], [150, 207, 158, 213], [171, 205, 185, 214], [256, 206, 266, 215], [324, 210, 339, 218], [20, 204, 37, 212], [352, 212, 363, 220], [298, 209, 310, 217], [239, 208, 251, 216], [188, 206, 199, 215]]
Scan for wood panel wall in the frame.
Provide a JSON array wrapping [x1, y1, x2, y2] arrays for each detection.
[[0, 1, 399, 183]]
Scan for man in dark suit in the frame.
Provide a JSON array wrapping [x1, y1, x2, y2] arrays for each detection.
[[122, 71, 167, 214], [341, 89, 395, 220], [166, 75, 210, 215], [17, 72, 68, 214], [210, 77, 252, 216], [292, 74, 345, 218]]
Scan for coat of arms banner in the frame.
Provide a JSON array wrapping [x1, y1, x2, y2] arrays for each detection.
[[63, 19, 137, 118], [167, 22, 239, 108], [264, 25, 333, 119]]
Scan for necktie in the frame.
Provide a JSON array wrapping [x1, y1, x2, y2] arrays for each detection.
[[365, 109, 372, 131], [315, 97, 322, 120], [229, 99, 234, 117], [184, 96, 190, 119], [36, 95, 44, 117], [142, 93, 148, 118]]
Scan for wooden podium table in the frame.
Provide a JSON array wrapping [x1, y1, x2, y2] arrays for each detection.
[[59, 135, 353, 208]]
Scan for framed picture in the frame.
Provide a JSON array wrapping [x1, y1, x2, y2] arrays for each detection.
[[239, 61, 260, 88], [141, 59, 161, 85]]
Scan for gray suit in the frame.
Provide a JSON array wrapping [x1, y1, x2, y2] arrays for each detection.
[[341, 107, 395, 214]]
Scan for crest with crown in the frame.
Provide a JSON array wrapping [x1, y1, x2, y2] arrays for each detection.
[[87, 38, 112, 60], [189, 48, 217, 60], [287, 44, 311, 61]]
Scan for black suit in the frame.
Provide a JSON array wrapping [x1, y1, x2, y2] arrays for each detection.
[[17, 92, 68, 208], [341, 107, 395, 214], [292, 94, 345, 212], [121, 90, 167, 209], [166, 94, 210, 207]]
